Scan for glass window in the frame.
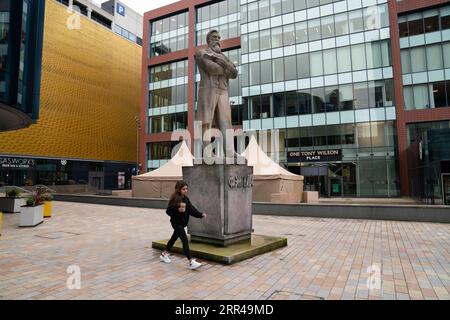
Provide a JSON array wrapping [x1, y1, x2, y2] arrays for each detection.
[[272, 58, 284, 82], [424, 15, 439, 33], [298, 89, 311, 114], [260, 29, 271, 50], [321, 15, 335, 39], [366, 42, 382, 69], [310, 51, 323, 77], [335, 12, 349, 36], [169, 16, 177, 31], [286, 91, 299, 115], [351, 44, 366, 71], [399, 21, 408, 37], [431, 82, 447, 108], [200, 6, 209, 22], [447, 81, 450, 107], [271, 26, 283, 48], [444, 42, 450, 68], [273, 92, 286, 117], [259, 0, 270, 19], [210, 2, 219, 19], [283, 24, 296, 46], [241, 4, 247, 24], [284, 55, 297, 80], [261, 95, 271, 118], [426, 44, 444, 70], [281, 0, 294, 13], [311, 87, 325, 113], [413, 84, 430, 109], [349, 9, 364, 33], [354, 82, 369, 109], [219, 1, 228, 17], [339, 84, 354, 110], [308, 18, 321, 41], [380, 40, 391, 67], [295, 21, 308, 43], [248, 31, 259, 52], [249, 62, 260, 85], [323, 49, 337, 75], [325, 86, 339, 111], [250, 96, 261, 119], [408, 18, 424, 36], [270, 0, 282, 16], [229, 21, 238, 38], [400, 49, 411, 74], [337, 46, 352, 73], [261, 60, 273, 84], [297, 53, 310, 78], [379, 4, 390, 28], [403, 86, 414, 110], [410, 46, 427, 73], [294, 0, 307, 11], [307, 0, 319, 8], [229, 0, 238, 14], [248, 1, 258, 22], [442, 14, 450, 30]]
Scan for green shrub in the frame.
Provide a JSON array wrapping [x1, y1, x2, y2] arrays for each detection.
[[26, 197, 36, 207], [6, 189, 21, 198]]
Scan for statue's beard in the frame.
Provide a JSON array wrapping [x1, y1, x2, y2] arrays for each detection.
[[211, 43, 221, 53]]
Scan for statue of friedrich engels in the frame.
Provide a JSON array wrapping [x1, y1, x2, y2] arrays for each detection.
[[194, 30, 238, 158]]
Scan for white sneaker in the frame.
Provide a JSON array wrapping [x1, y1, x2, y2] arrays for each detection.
[[160, 252, 171, 263], [189, 259, 202, 270]]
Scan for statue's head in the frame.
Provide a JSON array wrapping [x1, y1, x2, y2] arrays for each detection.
[[206, 30, 221, 53]]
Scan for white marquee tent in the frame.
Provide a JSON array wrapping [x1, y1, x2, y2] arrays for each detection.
[[131, 137, 303, 202]]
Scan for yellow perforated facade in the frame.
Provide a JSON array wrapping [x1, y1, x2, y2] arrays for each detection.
[[0, 0, 141, 163]]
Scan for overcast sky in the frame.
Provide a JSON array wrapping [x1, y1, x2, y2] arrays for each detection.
[[91, 0, 180, 15]]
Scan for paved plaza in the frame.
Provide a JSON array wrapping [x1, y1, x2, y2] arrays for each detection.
[[0, 201, 449, 300]]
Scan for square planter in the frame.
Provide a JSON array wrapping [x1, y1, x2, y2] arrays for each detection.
[[0, 198, 26, 213], [43, 201, 52, 218], [20, 205, 44, 227]]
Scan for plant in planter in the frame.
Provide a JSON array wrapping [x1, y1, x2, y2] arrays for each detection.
[[20, 192, 44, 227], [0, 188, 25, 214], [42, 193, 54, 218]]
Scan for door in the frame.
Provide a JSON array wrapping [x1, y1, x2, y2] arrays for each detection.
[[329, 177, 343, 197], [442, 174, 450, 205]]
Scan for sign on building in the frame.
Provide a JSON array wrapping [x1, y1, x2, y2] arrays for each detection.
[[117, 2, 125, 16], [287, 149, 342, 162]]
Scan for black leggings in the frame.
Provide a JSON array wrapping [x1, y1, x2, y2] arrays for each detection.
[[165, 223, 192, 260]]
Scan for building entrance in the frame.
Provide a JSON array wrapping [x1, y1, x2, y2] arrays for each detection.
[[442, 174, 450, 205], [288, 162, 357, 198]]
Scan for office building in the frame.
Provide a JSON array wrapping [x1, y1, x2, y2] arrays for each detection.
[[141, 0, 450, 202]]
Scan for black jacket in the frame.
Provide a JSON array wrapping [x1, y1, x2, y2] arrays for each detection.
[[166, 196, 204, 227]]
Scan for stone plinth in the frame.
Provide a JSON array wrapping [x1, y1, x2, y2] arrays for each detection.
[[303, 191, 319, 203], [182, 164, 253, 247], [152, 234, 287, 264]]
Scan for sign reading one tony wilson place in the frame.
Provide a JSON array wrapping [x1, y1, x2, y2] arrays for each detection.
[[287, 149, 342, 162]]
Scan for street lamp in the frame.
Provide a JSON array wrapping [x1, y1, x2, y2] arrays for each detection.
[[134, 116, 141, 175]]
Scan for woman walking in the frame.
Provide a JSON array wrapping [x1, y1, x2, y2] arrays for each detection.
[[160, 180, 207, 270]]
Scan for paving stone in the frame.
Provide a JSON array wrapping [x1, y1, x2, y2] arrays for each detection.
[[0, 201, 449, 300]]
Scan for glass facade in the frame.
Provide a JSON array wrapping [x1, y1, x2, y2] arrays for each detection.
[[143, 0, 450, 199], [399, 5, 450, 110], [196, 0, 240, 45], [146, 141, 180, 170], [239, 0, 398, 197], [147, 59, 189, 134], [0, 0, 45, 131], [150, 11, 189, 57], [406, 121, 450, 204], [0, 156, 135, 190]]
